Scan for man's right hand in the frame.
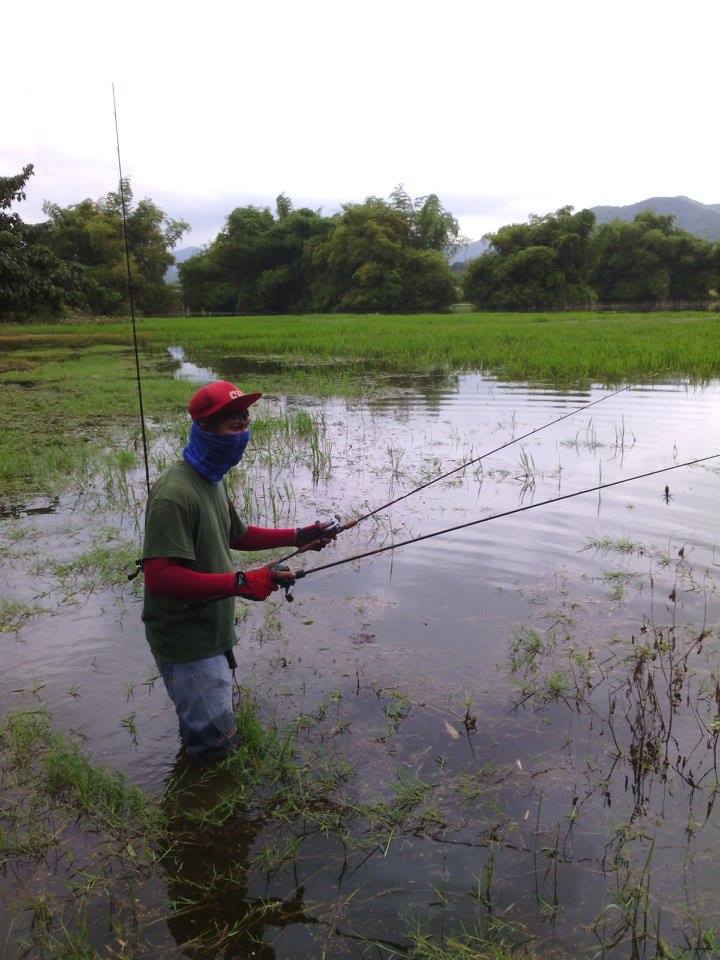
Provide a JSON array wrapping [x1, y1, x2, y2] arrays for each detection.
[[234, 567, 296, 601]]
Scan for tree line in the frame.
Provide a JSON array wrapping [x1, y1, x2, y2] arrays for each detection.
[[0, 165, 187, 319], [2, 164, 719, 321], [465, 206, 720, 308]]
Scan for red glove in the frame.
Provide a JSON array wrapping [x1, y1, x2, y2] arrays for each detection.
[[234, 567, 279, 602], [295, 521, 337, 551]]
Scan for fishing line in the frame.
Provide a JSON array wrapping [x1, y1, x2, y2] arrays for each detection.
[[273, 373, 658, 564], [292, 453, 720, 582], [353, 373, 658, 524], [112, 83, 151, 495]]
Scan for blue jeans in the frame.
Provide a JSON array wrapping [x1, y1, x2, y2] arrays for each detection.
[[155, 652, 239, 760]]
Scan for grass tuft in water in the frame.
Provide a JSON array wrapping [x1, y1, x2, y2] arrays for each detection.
[[0, 709, 51, 766], [0, 595, 44, 635], [584, 535, 643, 555], [48, 538, 140, 590], [408, 920, 536, 959], [41, 732, 161, 832]]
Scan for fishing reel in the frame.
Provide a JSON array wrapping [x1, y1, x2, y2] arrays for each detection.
[[311, 514, 358, 542], [323, 514, 344, 536], [300, 514, 344, 548], [270, 562, 296, 603]]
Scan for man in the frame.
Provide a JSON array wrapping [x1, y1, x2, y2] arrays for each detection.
[[142, 379, 333, 760]]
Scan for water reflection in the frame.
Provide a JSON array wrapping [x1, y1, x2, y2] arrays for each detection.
[[160, 756, 273, 958], [167, 346, 216, 382], [158, 754, 408, 959]]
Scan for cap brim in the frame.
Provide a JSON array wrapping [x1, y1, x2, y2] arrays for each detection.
[[221, 392, 262, 412]]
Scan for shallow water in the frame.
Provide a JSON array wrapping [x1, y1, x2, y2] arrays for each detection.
[[2, 367, 720, 958]]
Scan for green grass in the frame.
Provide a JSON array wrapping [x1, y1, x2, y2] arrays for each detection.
[[2, 310, 720, 498], [583, 536, 643, 555], [0, 710, 165, 956], [5, 310, 720, 380], [42, 732, 160, 831], [0, 710, 161, 831], [408, 920, 536, 959], [48, 539, 140, 589], [0, 595, 44, 634]]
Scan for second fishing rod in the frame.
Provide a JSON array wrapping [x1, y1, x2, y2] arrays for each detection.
[[273, 374, 657, 565], [284, 452, 720, 593], [196, 447, 719, 608]]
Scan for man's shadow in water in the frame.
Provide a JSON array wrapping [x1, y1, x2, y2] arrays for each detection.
[[158, 750, 315, 960]]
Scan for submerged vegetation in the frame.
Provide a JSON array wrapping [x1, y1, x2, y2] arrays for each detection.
[[6, 534, 720, 958], [0, 695, 546, 958], [2, 308, 720, 956]]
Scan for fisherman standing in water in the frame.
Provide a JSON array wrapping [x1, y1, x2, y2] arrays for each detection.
[[142, 380, 334, 761]]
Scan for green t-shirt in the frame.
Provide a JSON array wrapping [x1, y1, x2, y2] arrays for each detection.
[[141, 462, 247, 663]]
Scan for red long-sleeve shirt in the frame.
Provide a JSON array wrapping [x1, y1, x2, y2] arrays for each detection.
[[144, 525, 296, 599]]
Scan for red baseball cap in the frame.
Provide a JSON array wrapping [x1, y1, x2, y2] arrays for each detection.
[[187, 380, 262, 421]]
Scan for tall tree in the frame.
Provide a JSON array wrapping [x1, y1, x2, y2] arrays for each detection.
[[43, 181, 188, 314], [463, 207, 597, 308], [389, 185, 464, 254], [180, 201, 330, 313], [591, 212, 719, 303], [305, 197, 456, 312], [180, 189, 459, 314], [0, 164, 85, 319]]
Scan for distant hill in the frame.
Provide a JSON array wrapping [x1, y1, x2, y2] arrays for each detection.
[[448, 238, 489, 266], [591, 196, 720, 240], [165, 246, 202, 283]]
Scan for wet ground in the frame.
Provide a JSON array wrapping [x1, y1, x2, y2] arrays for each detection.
[[2, 359, 720, 958]]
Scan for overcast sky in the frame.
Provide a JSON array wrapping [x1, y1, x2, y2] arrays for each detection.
[[3, 0, 718, 248]]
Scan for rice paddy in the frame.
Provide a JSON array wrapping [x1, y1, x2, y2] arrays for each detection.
[[5, 310, 720, 382], [2, 310, 720, 500]]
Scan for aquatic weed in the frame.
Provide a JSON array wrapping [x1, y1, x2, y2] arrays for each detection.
[[0, 595, 45, 636]]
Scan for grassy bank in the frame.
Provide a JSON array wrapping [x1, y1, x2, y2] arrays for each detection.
[[1, 310, 719, 499]]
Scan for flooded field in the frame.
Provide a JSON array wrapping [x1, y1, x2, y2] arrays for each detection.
[[2, 355, 720, 959]]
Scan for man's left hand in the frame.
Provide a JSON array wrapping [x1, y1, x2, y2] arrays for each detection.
[[295, 521, 337, 551]]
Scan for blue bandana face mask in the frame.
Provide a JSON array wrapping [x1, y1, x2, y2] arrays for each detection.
[[182, 422, 251, 483]]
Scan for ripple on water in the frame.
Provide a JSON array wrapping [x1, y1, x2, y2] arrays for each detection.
[[3, 369, 720, 957]]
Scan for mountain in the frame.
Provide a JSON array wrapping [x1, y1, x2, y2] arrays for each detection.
[[449, 238, 489, 265], [591, 196, 720, 241], [165, 246, 203, 283]]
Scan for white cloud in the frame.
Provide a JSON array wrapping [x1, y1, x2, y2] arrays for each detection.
[[3, 0, 719, 245]]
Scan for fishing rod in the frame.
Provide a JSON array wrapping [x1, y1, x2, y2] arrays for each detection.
[[272, 373, 658, 565], [286, 453, 719, 588], [112, 83, 151, 495]]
